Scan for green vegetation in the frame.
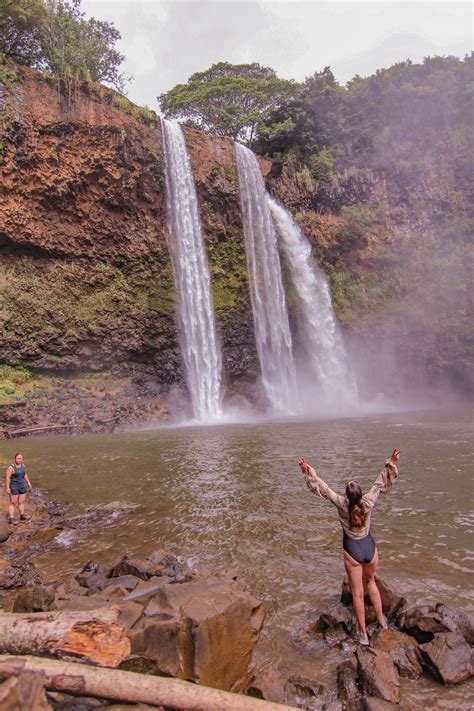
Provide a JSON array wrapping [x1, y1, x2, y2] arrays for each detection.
[[0, 0, 126, 90], [159, 62, 296, 144]]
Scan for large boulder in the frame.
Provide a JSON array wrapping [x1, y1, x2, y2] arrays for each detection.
[[434, 603, 474, 645], [128, 574, 265, 692], [111, 550, 188, 581], [342, 577, 405, 619], [397, 605, 453, 643], [356, 648, 400, 703], [0, 517, 9, 544], [371, 628, 422, 678], [247, 667, 322, 708], [337, 658, 361, 706], [420, 632, 474, 684]]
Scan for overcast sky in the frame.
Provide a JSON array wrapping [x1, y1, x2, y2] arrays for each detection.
[[82, 0, 472, 108]]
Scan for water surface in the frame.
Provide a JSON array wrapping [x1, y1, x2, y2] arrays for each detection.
[[4, 406, 472, 708]]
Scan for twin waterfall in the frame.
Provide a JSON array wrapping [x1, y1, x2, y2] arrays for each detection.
[[162, 120, 222, 421], [162, 121, 356, 423]]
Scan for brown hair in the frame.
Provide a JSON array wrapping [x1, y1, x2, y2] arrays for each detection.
[[345, 481, 366, 528]]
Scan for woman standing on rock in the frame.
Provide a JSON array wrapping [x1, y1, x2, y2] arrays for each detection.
[[298, 449, 401, 645], [5, 453, 32, 526]]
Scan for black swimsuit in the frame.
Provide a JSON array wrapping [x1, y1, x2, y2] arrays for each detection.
[[343, 531, 376, 564]]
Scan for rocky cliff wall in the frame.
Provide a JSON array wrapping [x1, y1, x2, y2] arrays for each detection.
[[0, 68, 259, 395]]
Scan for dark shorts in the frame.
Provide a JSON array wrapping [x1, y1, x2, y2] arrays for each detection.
[[343, 532, 376, 564], [10, 487, 27, 496]]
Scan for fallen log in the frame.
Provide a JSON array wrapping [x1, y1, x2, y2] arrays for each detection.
[[6, 424, 80, 438], [0, 609, 130, 668], [0, 656, 296, 711]]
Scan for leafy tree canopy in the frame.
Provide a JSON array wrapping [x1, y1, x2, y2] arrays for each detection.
[[159, 61, 297, 143], [0, 0, 126, 91]]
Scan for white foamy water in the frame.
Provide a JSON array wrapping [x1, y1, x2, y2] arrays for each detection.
[[234, 142, 297, 414], [268, 197, 358, 409], [162, 120, 222, 422]]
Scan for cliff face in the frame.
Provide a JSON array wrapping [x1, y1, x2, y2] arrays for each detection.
[[0, 69, 258, 391]]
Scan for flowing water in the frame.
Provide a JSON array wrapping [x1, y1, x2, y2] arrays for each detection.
[[268, 197, 358, 411], [234, 142, 297, 414], [6, 406, 473, 708], [162, 119, 222, 422]]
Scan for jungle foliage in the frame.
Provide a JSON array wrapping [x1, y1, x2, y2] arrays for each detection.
[[0, 0, 126, 90]]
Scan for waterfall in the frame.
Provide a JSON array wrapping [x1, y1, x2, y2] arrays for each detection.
[[162, 119, 222, 422], [268, 197, 358, 407], [234, 142, 297, 414]]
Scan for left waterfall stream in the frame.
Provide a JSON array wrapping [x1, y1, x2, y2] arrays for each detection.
[[162, 119, 223, 423]]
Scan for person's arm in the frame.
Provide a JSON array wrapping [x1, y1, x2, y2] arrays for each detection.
[[24, 473, 32, 490], [298, 457, 345, 507], [363, 449, 401, 510], [5, 466, 12, 496]]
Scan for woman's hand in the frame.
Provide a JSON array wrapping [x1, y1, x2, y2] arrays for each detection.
[[389, 449, 401, 464], [298, 457, 310, 475]]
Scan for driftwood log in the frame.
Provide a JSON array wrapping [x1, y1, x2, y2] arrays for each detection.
[[0, 609, 130, 667], [0, 655, 296, 711]]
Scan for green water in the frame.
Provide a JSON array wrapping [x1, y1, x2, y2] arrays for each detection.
[[3, 406, 473, 708]]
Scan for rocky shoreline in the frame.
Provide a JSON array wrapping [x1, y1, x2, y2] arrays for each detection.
[[0, 490, 473, 710]]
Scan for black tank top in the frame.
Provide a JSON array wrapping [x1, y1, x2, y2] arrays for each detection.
[[10, 463, 26, 487]]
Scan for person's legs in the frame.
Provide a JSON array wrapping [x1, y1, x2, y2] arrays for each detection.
[[18, 493, 27, 517], [344, 551, 366, 635], [362, 549, 386, 626], [8, 494, 18, 521]]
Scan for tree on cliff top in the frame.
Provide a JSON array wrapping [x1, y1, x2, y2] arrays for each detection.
[[159, 62, 296, 144], [0, 0, 126, 91], [0, 0, 45, 65]]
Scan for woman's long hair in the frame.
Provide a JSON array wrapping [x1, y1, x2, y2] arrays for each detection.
[[346, 481, 366, 528]]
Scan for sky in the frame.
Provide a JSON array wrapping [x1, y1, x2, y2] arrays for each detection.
[[82, 0, 473, 108]]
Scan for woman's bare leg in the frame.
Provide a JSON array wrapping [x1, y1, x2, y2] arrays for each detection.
[[8, 495, 18, 520], [344, 551, 366, 635], [362, 549, 385, 625], [18, 493, 27, 516]]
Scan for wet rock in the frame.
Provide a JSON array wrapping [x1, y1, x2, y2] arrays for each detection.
[[0, 672, 52, 711], [342, 577, 405, 618], [12, 583, 56, 612], [0, 560, 43, 589], [128, 575, 265, 692], [247, 667, 323, 708], [356, 647, 400, 703], [371, 628, 422, 678], [110, 556, 154, 580], [54, 577, 88, 598], [434, 603, 474, 645], [74, 572, 108, 593], [420, 632, 474, 684], [361, 697, 399, 710], [396, 605, 451, 643], [0, 518, 9, 544], [103, 575, 139, 592], [337, 658, 361, 705], [124, 576, 175, 601]]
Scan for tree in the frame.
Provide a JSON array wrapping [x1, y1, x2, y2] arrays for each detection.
[[40, 0, 126, 91], [0, 0, 46, 65], [159, 62, 296, 144]]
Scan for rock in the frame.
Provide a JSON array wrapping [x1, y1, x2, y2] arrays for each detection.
[[247, 667, 323, 708], [12, 584, 56, 613], [54, 577, 89, 598], [111, 556, 154, 580], [103, 575, 139, 592], [317, 602, 354, 646], [362, 697, 399, 710], [0, 672, 52, 711], [420, 632, 474, 684], [356, 648, 400, 703], [371, 628, 422, 678], [396, 605, 451, 643], [342, 577, 406, 618], [0, 518, 9, 544], [124, 576, 175, 601], [435, 603, 474, 645], [128, 575, 265, 692], [337, 658, 361, 703]]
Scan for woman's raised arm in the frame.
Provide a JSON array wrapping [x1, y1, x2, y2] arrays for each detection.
[[298, 457, 345, 508], [363, 449, 401, 509]]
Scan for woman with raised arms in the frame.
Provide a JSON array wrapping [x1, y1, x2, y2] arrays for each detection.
[[298, 449, 401, 645]]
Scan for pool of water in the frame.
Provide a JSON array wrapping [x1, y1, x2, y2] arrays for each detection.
[[3, 405, 473, 708]]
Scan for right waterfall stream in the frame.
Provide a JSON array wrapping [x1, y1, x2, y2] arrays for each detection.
[[235, 141, 358, 414]]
